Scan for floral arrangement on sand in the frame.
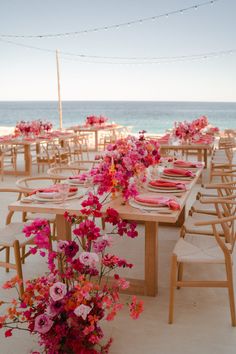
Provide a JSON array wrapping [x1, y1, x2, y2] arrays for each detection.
[[85, 116, 108, 127], [89, 132, 161, 201], [15, 120, 53, 136], [0, 193, 143, 354]]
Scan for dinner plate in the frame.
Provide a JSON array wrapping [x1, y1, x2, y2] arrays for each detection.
[[161, 174, 194, 181], [148, 184, 179, 190], [147, 186, 185, 194], [66, 179, 86, 186], [37, 190, 78, 199], [129, 199, 172, 213], [31, 190, 85, 202]]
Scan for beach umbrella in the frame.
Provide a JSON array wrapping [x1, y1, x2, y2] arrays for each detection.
[[56, 49, 63, 129]]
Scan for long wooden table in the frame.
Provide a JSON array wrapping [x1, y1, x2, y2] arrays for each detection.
[[0, 132, 76, 176], [159, 142, 214, 168], [8, 169, 202, 296], [68, 124, 123, 151]]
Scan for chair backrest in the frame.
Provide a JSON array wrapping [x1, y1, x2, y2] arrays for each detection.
[[211, 214, 236, 255], [0, 188, 23, 225], [16, 176, 61, 193]]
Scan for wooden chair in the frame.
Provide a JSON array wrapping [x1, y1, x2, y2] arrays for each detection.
[[169, 212, 236, 326], [0, 188, 37, 296], [15, 177, 61, 238], [0, 145, 17, 180]]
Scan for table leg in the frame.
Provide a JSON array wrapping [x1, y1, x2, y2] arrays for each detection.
[[145, 221, 158, 296], [95, 131, 98, 151], [24, 145, 32, 176], [204, 148, 208, 169], [56, 215, 71, 241]]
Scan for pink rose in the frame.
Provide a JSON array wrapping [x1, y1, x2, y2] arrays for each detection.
[[74, 304, 92, 320], [34, 314, 53, 334], [49, 282, 67, 302]]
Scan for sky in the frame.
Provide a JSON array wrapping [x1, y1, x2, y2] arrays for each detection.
[[0, 0, 235, 101]]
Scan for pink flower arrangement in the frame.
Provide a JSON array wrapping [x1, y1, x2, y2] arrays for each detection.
[[89, 133, 161, 201], [173, 116, 209, 141], [0, 193, 143, 353], [85, 115, 108, 127], [15, 120, 53, 136]]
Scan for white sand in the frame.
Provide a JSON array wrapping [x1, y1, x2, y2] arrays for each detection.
[[0, 132, 235, 354]]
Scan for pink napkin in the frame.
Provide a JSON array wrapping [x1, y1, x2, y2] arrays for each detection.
[[174, 160, 203, 168], [69, 173, 87, 182], [30, 185, 78, 195], [134, 195, 180, 210], [149, 179, 186, 190], [164, 168, 195, 177]]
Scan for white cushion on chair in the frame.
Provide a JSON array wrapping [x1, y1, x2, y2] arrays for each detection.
[[184, 213, 224, 235], [173, 234, 231, 264], [0, 223, 35, 247]]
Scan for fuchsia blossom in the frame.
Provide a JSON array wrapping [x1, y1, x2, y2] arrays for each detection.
[[49, 282, 67, 302]]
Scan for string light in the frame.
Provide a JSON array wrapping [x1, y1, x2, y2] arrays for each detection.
[[0, 0, 220, 39], [0, 37, 235, 65]]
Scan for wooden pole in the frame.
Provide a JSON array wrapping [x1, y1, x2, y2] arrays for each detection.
[[56, 49, 63, 130]]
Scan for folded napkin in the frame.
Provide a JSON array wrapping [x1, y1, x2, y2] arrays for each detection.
[[149, 179, 186, 190], [134, 195, 180, 210], [174, 160, 203, 168], [164, 168, 195, 177], [30, 185, 78, 195], [69, 173, 87, 182]]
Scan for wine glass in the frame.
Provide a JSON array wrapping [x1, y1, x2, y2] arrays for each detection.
[[57, 183, 70, 207]]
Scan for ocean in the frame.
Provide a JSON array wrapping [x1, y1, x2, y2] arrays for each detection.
[[0, 101, 235, 134]]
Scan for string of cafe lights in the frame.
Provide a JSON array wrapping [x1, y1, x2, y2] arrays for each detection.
[[0, 0, 220, 39], [0, 37, 235, 65]]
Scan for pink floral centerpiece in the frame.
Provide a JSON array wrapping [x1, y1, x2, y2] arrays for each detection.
[[15, 120, 53, 137], [89, 132, 160, 201], [85, 116, 108, 127], [173, 116, 209, 142], [0, 194, 143, 353]]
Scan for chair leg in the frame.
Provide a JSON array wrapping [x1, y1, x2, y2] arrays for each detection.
[[5, 247, 10, 272], [168, 254, 178, 324], [177, 262, 184, 289], [13, 240, 24, 297], [225, 260, 236, 326]]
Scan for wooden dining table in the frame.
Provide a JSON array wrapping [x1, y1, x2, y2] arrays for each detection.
[[68, 124, 123, 151], [159, 141, 215, 169], [0, 132, 76, 176], [8, 168, 202, 297]]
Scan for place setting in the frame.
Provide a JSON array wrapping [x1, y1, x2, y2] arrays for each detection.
[[129, 193, 181, 214], [21, 183, 87, 205]]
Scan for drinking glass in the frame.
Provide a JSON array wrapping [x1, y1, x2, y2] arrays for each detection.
[[57, 183, 70, 206]]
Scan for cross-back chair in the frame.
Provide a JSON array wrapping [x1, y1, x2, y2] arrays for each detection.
[[169, 210, 236, 326], [0, 188, 38, 296]]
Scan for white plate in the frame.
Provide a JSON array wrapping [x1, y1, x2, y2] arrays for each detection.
[[31, 190, 86, 202], [129, 199, 172, 213], [147, 186, 185, 194], [161, 174, 194, 181], [66, 179, 86, 186]]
